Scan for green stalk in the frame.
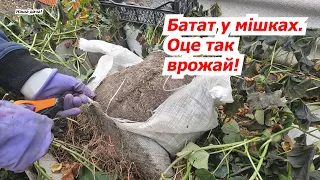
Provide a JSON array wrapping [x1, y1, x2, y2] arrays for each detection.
[[40, 33, 53, 55], [52, 141, 103, 172], [272, 126, 294, 137], [307, 87, 319, 92], [287, 162, 292, 180], [0, 21, 40, 54], [232, 75, 245, 80], [209, 142, 254, 155], [35, 16, 55, 31], [53, 139, 83, 152], [232, 149, 260, 163], [208, 138, 262, 155], [200, 137, 261, 151], [173, 164, 186, 169], [34, 161, 52, 180], [312, 77, 320, 82], [66, 117, 80, 125], [270, 70, 291, 73], [293, 126, 320, 140], [259, 139, 272, 155], [307, 102, 320, 105], [311, 106, 320, 112], [54, 28, 83, 36], [245, 142, 263, 180], [211, 135, 230, 178], [250, 41, 258, 58], [159, 35, 166, 46], [34, 34, 49, 46], [314, 38, 319, 59], [213, 149, 232, 175], [307, 127, 320, 133], [266, 41, 278, 80], [249, 139, 272, 180], [30, 33, 38, 50], [181, 162, 192, 180], [162, 155, 188, 178], [44, 8, 58, 22]]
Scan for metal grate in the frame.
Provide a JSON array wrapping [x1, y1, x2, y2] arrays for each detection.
[[99, 0, 196, 26]]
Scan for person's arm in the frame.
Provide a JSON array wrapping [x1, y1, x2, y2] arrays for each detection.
[[0, 30, 96, 172], [0, 100, 54, 172], [0, 29, 95, 117], [0, 30, 50, 96]]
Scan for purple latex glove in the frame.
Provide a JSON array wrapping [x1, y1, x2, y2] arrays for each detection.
[[0, 100, 54, 172], [33, 69, 95, 118]]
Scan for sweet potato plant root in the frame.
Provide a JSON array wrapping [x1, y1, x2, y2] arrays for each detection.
[[95, 51, 194, 122], [50, 105, 142, 179]]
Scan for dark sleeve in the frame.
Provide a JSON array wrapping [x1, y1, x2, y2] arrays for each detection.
[[0, 29, 48, 95]]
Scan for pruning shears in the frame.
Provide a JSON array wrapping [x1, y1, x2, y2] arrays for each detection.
[[14, 95, 66, 119]]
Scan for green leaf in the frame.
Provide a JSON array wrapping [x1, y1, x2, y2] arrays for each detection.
[[280, 36, 295, 51], [223, 95, 244, 116], [272, 135, 282, 143], [306, 81, 320, 98], [265, 150, 288, 176], [176, 142, 209, 169], [214, 165, 228, 179], [236, 79, 255, 95], [229, 176, 246, 180], [222, 121, 242, 143], [221, 121, 240, 134], [245, 61, 259, 78], [261, 129, 272, 137], [288, 134, 317, 180], [177, 142, 201, 157], [245, 114, 255, 119], [265, 82, 283, 92], [195, 169, 215, 180], [240, 36, 258, 54], [188, 150, 210, 169], [293, 37, 315, 57], [247, 90, 284, 110], [209, 3, 222, 17], [78, 166, 117, 180], [6, 22, 22, 35], [21, 15, 34, 25], [288, 99, 320, 130], [283, 76, 312, 98], [253, 44, 264, 59], [279, 106, 295, 128], [57, 1, 69, 25], [254, 75, 265, 84], [255, 109, 265, 125], [278, 174, 287, 180], [0, 168, 29, 180], [278, 174, 293, 180], [262, 36, 279, 46], [306, 87, 320, 98], [310, 170, 320, 180], [223, 133, 242, 144], [310, 163, 315, 172]]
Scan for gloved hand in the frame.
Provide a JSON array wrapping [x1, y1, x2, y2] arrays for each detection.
[[0, 100, 54, 172], [31, 69, 96, 118]]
